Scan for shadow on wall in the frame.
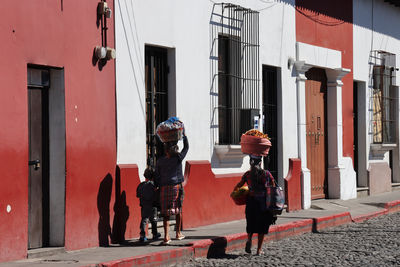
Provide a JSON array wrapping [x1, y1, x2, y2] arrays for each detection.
[[111, 166, 130, 244], [97, 173, 113, 247], [97, 167, 131, 247]]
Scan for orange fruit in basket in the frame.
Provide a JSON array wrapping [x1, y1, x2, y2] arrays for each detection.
[[244, 129, 270, 139]]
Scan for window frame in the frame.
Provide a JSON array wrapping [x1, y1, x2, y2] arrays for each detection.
[[372, 64, 397, 144], [212, 3, 260, 146]]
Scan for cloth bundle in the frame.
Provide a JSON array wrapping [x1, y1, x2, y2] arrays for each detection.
[[156, 117, 184, 143]]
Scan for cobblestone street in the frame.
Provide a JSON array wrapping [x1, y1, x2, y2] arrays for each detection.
[[174, 212, 400, 267]]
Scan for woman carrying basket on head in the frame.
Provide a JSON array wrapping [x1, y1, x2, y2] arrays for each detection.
[[234, 155, 277, 255], [233, 130, 278, 255], [154, 118, 188, 245]]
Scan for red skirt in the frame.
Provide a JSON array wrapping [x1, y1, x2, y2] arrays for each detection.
[[160, 184, 184, 216]]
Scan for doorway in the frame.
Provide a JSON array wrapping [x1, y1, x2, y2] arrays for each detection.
[[262, 65, 278, 179], [28, 67, 66, 249], [145, 46, 170, 168], [305, 68, 327, 199]]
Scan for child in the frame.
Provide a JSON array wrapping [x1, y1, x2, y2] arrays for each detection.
[[136, 167, 161, 242]]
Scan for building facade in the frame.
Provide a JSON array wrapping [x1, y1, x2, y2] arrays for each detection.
[[0, 0, 117, 262], [1, 0, 400, 263]]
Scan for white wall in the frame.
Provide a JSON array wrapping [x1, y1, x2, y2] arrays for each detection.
[[353, 0, 400, 84], [115, 0, 297, 179], [353, 0, 400, 183]]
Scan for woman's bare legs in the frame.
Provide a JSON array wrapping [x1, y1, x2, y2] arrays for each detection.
[[245, 233, 253, 253], [247, 233, 253, 242], [175, 213, 184, 239], [163, 216, 170, 242], [257, 233, 265, 255]]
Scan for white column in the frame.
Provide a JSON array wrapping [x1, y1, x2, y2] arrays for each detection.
[[295, 61, 312, 209], [326, 68, 357, 200]]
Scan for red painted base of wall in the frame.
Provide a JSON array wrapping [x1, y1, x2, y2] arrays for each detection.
[[116, 161, 245, 241], [284, 158, 302, 212], [183, 161, 245, 229], [110, 165, 142, 243]]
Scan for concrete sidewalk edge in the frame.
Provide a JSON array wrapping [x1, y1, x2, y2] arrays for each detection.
[[85, 200, 400, 267]]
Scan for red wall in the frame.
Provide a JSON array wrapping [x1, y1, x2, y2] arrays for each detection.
[[114, 165, 142, 241], [183, 161, 245, 228], [296, 0, 354, 161], [117, 162, 245, 241], [0, 0, 116, 262]]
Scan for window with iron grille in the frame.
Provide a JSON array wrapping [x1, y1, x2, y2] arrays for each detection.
[[370, 51, 397, 144], [210, 3, 260, 145]]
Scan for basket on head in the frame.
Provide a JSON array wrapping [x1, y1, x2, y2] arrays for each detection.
[[157, 128, 183, 143], [156, 117, 184, 143], [240, 129, 271, 157]]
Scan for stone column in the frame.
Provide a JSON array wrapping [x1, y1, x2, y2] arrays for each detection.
[[326, 68, 356, 200], [294, 61, 312, 209]]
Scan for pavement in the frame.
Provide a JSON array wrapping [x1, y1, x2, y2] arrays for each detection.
[[2, 190, 400, 267]]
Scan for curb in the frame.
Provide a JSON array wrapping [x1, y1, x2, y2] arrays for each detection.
[[351, 200, 400, 223], [88, 247, 194, 267], [313, 212, 352, 231], [352, 209, 388, 223], [86, 202, 399, 267], [385, 199, 400, 213]]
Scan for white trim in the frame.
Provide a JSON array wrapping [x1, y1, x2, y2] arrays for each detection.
[[213, 145, 246, 168], [296, 42, 342, 70]]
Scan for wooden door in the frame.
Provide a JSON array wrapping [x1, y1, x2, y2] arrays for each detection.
[[305, 68, 327, 199], [28, 88, 43, 249]]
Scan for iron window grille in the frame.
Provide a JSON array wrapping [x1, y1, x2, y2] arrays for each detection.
[[369, 50, 398, 144], [210, 3, 260, 145]]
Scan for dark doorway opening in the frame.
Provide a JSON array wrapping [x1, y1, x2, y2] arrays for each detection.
[[262, 65, 278, 179], [353, 81, 359, 181], [145, 46, 169, 168]]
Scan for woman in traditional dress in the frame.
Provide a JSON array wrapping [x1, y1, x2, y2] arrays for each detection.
[[155, 131, 188, 244], [234, 155, 277, 255]]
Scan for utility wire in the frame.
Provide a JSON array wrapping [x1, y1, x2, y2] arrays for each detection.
[[295, 6, 345, 26]]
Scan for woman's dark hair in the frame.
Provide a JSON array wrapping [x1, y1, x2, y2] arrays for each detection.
[[143, 167, 155, 180], [249, 156, 264, 183], [164, 141, 179, 157]]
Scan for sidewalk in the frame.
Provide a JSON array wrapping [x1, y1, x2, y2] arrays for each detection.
[[2, 191, 400, 267]]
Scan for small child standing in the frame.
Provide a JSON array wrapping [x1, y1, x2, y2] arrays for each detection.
[[136, 167, 161, 242]]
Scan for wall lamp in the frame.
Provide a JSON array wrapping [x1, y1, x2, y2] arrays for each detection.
[[95, 1, 115, 61], [95, 46, 116, 60], [97, 1, 112, 18]]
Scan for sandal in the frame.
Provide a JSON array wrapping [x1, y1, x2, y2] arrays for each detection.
[[175, 235, 185, 240], [245, 241, 252, 254], [162, 239, 171, 245]]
